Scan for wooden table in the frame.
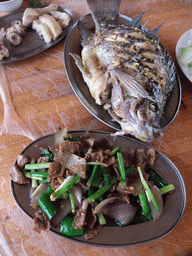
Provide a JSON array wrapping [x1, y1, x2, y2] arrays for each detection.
[[0, 0, 192, 255]]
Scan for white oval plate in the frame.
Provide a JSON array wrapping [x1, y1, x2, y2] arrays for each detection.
[[176, 29, 192, 82]]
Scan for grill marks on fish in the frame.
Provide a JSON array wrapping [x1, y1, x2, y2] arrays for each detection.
[[71, 0, 176, 142]]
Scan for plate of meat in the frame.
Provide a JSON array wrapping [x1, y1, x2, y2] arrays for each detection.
[[0, 4, 74, 63], [11, 129, 186, 246]]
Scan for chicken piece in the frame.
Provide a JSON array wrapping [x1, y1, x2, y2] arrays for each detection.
[[50, 11, 70, 28], [32, 19, 53, 43], [39, 14, 62, 40], [22, 8, 39, 27], [35, 3, 58, 16]]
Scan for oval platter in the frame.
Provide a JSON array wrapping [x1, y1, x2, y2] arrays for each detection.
[[64, 13, 181, 133], [11, 130, 186, 247], [0, 6, 74, 64]]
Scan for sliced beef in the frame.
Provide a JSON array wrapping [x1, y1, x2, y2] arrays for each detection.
[[59, 141, 83, 155], [16, 154, 30, 170], [84, 222, 102, 240], [34, 210, 50, 232], [85, 204, 97, 230], [85, 149, 111, 163], [10, 164, 29, 184], [73, 199, 89, 229], [147, 148, 156, 166], [48, 160, 65, 180]]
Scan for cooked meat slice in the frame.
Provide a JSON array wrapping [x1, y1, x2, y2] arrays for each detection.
[[134, 149, 146, 166], [73, 199, 89, 229], [147, 148, 156, 166], [48, 159, 64, 179], [105, 156, 116, 166], [85, 149, 111, 163], [16, 154, 30, 170], [123, 149, 135, 167], [84, 222, 102, 240], [34, 210, 50, 232], [48, 144, 59, 155], [51, 178, 61, 191], [10, 164, 29, 184], [59, 141, 83, 155]]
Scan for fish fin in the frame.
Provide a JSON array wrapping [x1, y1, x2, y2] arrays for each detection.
[[127, 11, 145, 28], [87, 0, 121, 31], [78, 21, 93, 45], [111, 69, 155, 102], [70, 53, 89, 78], [151, 21, 165, 35]]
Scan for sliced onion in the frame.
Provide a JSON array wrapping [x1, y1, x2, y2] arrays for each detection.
[[148, 185, 163, 222], [54, 128, 68, 145], [94, 196, 137, 226], [70, 184, 83, 207], [102, 203, 137, 226], [30, 183, 49, 209], [93, 197, 122, 214]]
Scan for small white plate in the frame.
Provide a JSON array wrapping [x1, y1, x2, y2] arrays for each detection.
[[176, 29, 192, 82]]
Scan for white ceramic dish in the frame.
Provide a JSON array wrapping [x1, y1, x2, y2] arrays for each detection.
[[0, 0, 23, 13], [176, 29, 192, 82]]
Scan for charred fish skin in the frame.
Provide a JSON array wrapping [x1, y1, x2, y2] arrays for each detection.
[[71, 0, 176, 142]]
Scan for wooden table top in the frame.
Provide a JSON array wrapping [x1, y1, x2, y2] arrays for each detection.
[[0, 0, 192, 255]]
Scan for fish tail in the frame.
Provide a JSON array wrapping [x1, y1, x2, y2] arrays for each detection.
[[87, 0, 121, 30]]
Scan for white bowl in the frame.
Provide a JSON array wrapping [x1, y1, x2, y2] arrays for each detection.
[[0, 0, 23, 13]]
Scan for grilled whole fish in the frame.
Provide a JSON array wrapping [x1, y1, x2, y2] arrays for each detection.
[[71, 0, 176, 142]]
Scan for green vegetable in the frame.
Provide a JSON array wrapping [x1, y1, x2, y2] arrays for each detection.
[[38, 192, 57, 220], [160, 184, 175, 195], [179, 42, 192, 67], [28, 0, 42, 7], [101, 166, 111, 185], [47, 185, 54, 195], [137, 167, 161, 212], [110, 146, 120, 156], [25, 171, 49, 180], [97, 213, 107, 225], [138, 191, 152, 220], [69, 192, 76, 213], [87, 165, 102, 187], [25, 162, 51, 170], [64, 134, 81, 142], [41, 148, 54, 162], [51, 174, 80, 200], [60, 216, 83, 237], [187, 61, 192, 67], [149, 170, 167, 188], [117, 152, 126, 182], [87, 184, 112, 203]]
